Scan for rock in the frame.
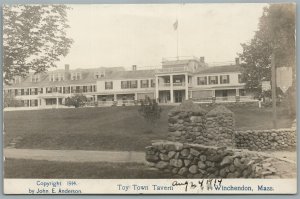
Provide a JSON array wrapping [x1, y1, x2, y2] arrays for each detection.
[[262, 163, 272, 168], [172, 168, 179, 174], [219, 168, 227, 177], [180, 149, 190, 157], [190, 148, 201, 156], [189, 165, 199, 174], [220, 156, 233, 166], [155, 161, 169, 169], [178, 167, 189, 176], [168, 151, 176, 158], [146, 154, 159, 162], [194, 173, 203, 178], [229, 164, 235, 172], [197, 161, 206, 169], [199, 155, 207, 161], [152, 142, 164, 150], [184, 159, 191, 167], [170, 159, 183, 168], [165, 143, 183, 151], [159, 153, 170, 161]]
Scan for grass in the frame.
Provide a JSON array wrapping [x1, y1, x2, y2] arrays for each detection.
[[4, 105, 293, 151], [4, 159, 171, 179]]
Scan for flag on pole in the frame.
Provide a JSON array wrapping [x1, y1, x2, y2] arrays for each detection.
[[173, 19, 178, 30]]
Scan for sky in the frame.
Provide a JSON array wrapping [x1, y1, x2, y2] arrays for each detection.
[[56, 3, 267, 70]]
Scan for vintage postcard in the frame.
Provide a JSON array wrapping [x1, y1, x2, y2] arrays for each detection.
[[2, 3, 297, 194]]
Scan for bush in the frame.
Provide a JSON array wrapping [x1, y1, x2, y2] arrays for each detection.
[[65, 94, 87, 108], [138, 96, 162, 125]]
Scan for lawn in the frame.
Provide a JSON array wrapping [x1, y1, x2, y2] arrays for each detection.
[[4, 105, 293, 151], [4, 159, 171, 179]]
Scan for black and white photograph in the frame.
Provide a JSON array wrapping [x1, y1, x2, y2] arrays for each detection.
[[2, 2, 297, 194]]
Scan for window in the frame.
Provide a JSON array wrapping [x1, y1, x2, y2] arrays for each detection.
[[121, 80, 138, 89], [30, 88, 38, 95], [31, 75, 40, 82], [57, 87, 62, 93], [83, 86, 87, 93], [140, 80, 149, 88], [220, 75, 230, 84], [105, 82, 113, 90], [238, 74, 244, 83], [197, 76, 207, 85], [208, 76, 218, 84], [13, 76, 22, 84], [151, 79, 155, 87], [63, 87, 70, 94], [71, 72, 81, 80], [49, 73, 64, 81], [94, 71, 105, 79]]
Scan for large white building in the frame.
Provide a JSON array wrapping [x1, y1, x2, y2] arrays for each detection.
[[3, 56, 255, 110]]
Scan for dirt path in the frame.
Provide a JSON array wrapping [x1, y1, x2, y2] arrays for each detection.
[[4, 148, 145, 163]]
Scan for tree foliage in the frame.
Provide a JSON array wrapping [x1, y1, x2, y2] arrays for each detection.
[[3, 5, 73, 85], [65, 94, 87, 108], [239, 4, 296, 96], [3, 93, 22, 108], [138, 97, 162, 125]]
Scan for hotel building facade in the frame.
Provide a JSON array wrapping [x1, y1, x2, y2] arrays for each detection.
[[3, 56, 255, 110]]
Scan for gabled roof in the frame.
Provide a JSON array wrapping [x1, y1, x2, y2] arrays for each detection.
[[196, 64, 242, 74]]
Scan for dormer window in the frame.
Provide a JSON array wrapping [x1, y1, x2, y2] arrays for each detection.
[[71, 72, 82, 80], [94, 71, 105, 79], [13, 76, 22, 84], [49, 73, 64, 81], [31, 74, 40, 82]]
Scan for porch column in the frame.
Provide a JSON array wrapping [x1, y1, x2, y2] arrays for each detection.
[[185, 74, 189, 100], [212, 90, 216, 103], [236, 88, 240, 96], [212, 90, 216, 97], [56, 97, 59, 108], [155, 76, 159, 102], [134, 93, 138, 100], [114, 94, 117, 101], [236, 89, 240, 102], [170, 75, 174, 103]]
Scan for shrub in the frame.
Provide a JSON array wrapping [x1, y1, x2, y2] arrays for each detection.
[[138, 96, 162, 125], [65, 94, 87, 108]]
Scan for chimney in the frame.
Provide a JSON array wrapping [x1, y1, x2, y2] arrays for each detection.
[[235, 58, 240, 65], [200, 57, 205, 63], [65, 64, 70, 72], [132, 65, 137, 71]]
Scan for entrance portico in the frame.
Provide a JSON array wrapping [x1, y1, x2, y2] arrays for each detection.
[[155, 73, 190, 103]]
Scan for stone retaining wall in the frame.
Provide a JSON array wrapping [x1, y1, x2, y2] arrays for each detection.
[[235, 128, 296, 151], [168, 100, 207, 143], [206, 106, 235, 147], [146, 141, 278, 178], [168, 101, 235, 147]]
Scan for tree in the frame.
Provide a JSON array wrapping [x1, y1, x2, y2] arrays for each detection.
[[3, 5, 73, 85], [65, 94, 87, 108], [239, 4, 296, 96], [3, 92, 21, 108], [239, 4, 296, 117], [138, 96, 162, 127]]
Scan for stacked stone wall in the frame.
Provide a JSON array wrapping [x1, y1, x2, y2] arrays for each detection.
[[235, 128, 296, 151], [205, 106, 235, 147], [146, 141, 278, 178]]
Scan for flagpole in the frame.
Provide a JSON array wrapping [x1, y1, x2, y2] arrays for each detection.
[[176, 19, 179, 60]]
